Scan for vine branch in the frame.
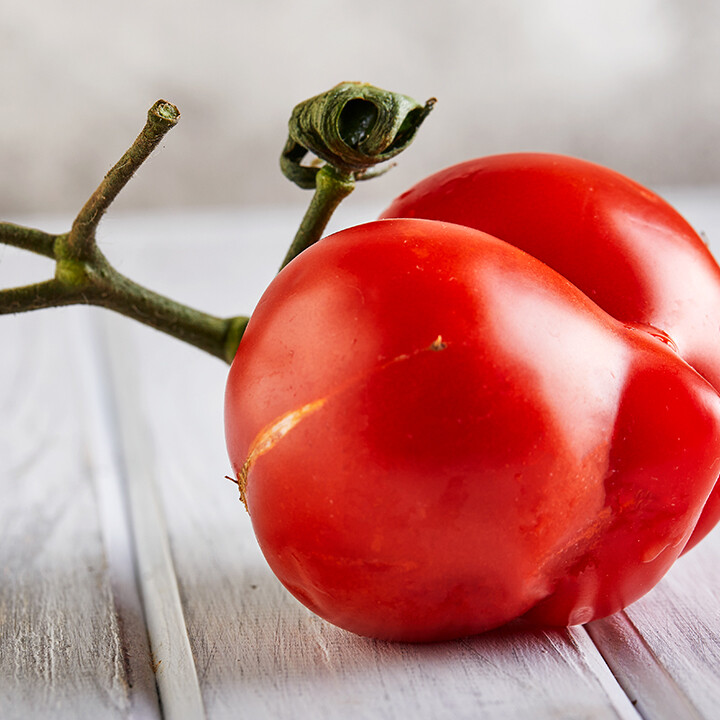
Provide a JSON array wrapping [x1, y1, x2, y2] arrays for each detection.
[[68, 100, 180, 260], [0, 83, 433, 364], [0, 100, 248, 364], [0, 223, 57, 258]]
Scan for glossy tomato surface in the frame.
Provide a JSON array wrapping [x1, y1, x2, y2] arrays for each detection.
[[381, 153, 720, 549], [225, 219, 720, 641]]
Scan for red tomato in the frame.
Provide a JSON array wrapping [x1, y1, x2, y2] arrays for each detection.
[[225, 218, 720, 641], [381, 153, 720, 551]]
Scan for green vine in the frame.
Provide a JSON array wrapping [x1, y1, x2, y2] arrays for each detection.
[[0, 84, 434, 363]]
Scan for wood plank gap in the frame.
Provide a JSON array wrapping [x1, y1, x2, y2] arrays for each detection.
[[89, 313, 207, 720], [72, 312, 163, 719], [563, 626, 643, 719], [587, 612, 704, 720]]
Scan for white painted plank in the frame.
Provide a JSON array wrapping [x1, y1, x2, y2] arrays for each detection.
[[588, 531, 720, 720], [97, 210, 642, 719], [74, 310, 164, 720], [0, 304, 159, 719], [95, 314, 206, 720]]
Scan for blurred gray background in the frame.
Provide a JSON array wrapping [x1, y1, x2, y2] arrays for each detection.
[[2, 0, 719, 218]]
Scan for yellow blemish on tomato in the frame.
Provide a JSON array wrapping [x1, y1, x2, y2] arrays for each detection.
[[238, 397, 327, 511], [235, 334, 447, 510]]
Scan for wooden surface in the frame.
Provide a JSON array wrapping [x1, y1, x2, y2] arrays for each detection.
[[1, 194, 720, 719]]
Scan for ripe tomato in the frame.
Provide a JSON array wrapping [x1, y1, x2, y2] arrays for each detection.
[[225, 218, 720, 641], [381, 153, 720, 550]]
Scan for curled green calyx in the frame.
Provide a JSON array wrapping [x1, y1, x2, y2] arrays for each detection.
[[281, 82, 436, 189]]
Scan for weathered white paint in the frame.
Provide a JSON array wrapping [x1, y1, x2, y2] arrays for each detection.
[[589, 530, 720, 720], [0, 309, 159, 719], [97, 316, 206, 720]]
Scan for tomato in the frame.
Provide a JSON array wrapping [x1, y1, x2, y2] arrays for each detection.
[[381, 153, 720, 551], [225, 218, 720, 641]]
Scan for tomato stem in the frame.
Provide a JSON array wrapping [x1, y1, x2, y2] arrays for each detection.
[[67, 101, 180, 261], [279, 83, 435, 267], [280, 166, 355, 269]]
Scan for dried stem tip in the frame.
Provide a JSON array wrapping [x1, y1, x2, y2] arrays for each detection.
[[152, 100, 180, 124]]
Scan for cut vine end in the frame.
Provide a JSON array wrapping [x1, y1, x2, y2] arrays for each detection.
[[150, 100, 180, 124]]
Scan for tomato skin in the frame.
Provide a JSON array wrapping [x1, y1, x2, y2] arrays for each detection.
[[225, 219, 720, 641], [381, 153, 720, 551]]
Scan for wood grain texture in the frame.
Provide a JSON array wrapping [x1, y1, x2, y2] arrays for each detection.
[[0, 307, 159, 719], [588, 531, 720, 720], [97, 315, 206, 720], [96, 212, 644, 719]]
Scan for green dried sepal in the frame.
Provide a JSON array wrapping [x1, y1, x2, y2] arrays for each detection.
[[281, 82, 435, 189]]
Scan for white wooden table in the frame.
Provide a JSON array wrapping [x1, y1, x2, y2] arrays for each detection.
[[2, 193, 720, 719]]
